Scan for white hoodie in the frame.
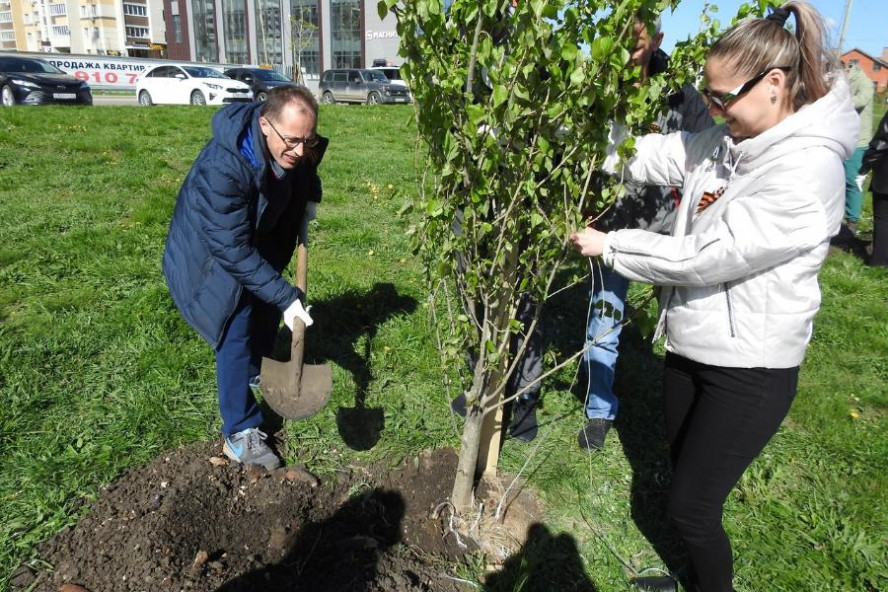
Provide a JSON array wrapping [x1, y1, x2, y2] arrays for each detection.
[[602, 78, 859, 368]]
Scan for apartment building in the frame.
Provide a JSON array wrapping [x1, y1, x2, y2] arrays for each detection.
[[1, 0, 16, 50], [6, 0, 166, 56], [1, 0, 401, 79]]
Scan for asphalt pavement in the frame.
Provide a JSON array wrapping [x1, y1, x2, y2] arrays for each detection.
[[93, 94, 139, 106]]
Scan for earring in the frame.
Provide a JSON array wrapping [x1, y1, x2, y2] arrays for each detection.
[[771, 95, 777, 104]]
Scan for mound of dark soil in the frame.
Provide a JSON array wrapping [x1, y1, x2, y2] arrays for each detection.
[[10, 443, 474, 592]]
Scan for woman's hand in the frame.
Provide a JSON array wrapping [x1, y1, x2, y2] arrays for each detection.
[[569, 227, 608, 257]]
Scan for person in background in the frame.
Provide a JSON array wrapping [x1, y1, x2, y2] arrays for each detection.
[[578, 14, 713, 452], [833, 62, 873, 244], [163, 86, 324, 470], [860, 110, 888, 266], [570, 2, 856, 590]]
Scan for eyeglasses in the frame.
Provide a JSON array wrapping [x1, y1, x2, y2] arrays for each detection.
[[265, 118, 320, 150], [702, 66, 792, 111]]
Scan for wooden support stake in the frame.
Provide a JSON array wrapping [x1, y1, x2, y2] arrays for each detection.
[[477, 390, 504, 477]]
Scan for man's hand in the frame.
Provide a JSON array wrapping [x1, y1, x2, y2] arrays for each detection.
[[305, 201, 318, 222], [283, 299, 313, 330], [569, 227, 609, 257]]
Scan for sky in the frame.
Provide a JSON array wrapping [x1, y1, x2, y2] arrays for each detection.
[[658, 0, 887, 59]]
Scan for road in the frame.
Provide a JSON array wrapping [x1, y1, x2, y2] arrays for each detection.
[[93, 94, 138, 106]]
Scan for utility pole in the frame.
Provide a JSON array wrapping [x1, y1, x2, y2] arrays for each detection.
[[837, 0, 853, 54]]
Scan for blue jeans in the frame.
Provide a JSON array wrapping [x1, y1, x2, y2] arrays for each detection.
[[583, 265, 629, 421], [215, 292, 280, 436]]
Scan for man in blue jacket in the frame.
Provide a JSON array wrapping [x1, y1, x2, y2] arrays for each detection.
[[163, 86, 324, 470]]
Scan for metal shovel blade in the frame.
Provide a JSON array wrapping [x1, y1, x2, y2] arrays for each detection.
[[258, 222, 331, 420], [260, 357, 332, 420]]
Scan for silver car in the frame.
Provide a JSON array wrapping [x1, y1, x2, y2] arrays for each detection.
[[318, 68, 411, 105]]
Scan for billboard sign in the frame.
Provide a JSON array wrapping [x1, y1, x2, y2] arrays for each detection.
[[7, 52, 241, 91]]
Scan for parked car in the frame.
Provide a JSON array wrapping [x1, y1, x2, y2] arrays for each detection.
[[318, 68, 411, 105], [136, 64, 252, 106], [371, 65, 412, 101], [223, 67, 294, 102], [371, 66, 407, 87], [0, 55, 92, 106]]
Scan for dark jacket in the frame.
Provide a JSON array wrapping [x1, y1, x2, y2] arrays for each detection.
[[861, 110, 888, 194], [163, 102, 327, 347], [594, 49, 714, 234]]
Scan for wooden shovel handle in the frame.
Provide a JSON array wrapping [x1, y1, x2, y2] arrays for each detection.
[[290, 219, 309, 366]]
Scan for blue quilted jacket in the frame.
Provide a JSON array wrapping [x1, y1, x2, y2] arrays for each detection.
[[162, 102, 327, 347]]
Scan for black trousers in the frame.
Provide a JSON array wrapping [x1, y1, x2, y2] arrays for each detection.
[[662, 353, 798, 592], [871, 190, 888, 267]]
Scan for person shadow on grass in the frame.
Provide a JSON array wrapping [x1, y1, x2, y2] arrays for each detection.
[[484, 523, 597, 591], [216, 488, 406, 591], [262, 282, 418, 451], [602, 323, 690, 582], [502, 268, 687, 581]]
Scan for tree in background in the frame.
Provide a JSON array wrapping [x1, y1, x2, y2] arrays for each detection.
[[291, 8, 318, 84]]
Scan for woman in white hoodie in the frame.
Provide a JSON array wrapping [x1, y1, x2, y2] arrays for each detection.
[[570, 2, 858, 591]]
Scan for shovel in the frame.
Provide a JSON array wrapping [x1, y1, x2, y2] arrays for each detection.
[[260, 219, 332, 420]]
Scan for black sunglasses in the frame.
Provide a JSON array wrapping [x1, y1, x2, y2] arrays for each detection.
[[265, 118, 320, 150], [703, 66, 792, 111]]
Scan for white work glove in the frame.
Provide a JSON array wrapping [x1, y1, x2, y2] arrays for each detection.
[[855, 174, 866, 192], [304, 201, 318, 222], [283, 298, 313, 330]]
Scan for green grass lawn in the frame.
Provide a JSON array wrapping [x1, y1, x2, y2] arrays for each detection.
[[1, 105, 886, 591]]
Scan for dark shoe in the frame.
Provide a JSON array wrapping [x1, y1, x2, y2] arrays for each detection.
[[831, 220, 858, 250], [450, 393, 467, 417], [509, 398, 538, 442], [577, 418, 612, 451], [630, 575, 678, 592]]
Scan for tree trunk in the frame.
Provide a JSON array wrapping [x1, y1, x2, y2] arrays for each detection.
[[451, 398, 484, 512], [450, 239, 519, 512]]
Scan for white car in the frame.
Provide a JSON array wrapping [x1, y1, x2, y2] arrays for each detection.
[[136, 64, 252, 106]]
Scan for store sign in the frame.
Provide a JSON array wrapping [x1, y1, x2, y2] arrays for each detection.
[[365, 30, 397, 41]]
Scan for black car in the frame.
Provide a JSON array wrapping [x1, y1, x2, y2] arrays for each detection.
[[0, 55, 92, 106], [223, 67, 294, 102]]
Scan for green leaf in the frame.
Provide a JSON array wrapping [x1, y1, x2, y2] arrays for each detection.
[[569, 65, 585, 86], [561, 43, 577, 62], [466, 103, 486, 126], [492, 84, 508, 108], [590, 35, 614, 62], [426, 198, 443, 217]]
